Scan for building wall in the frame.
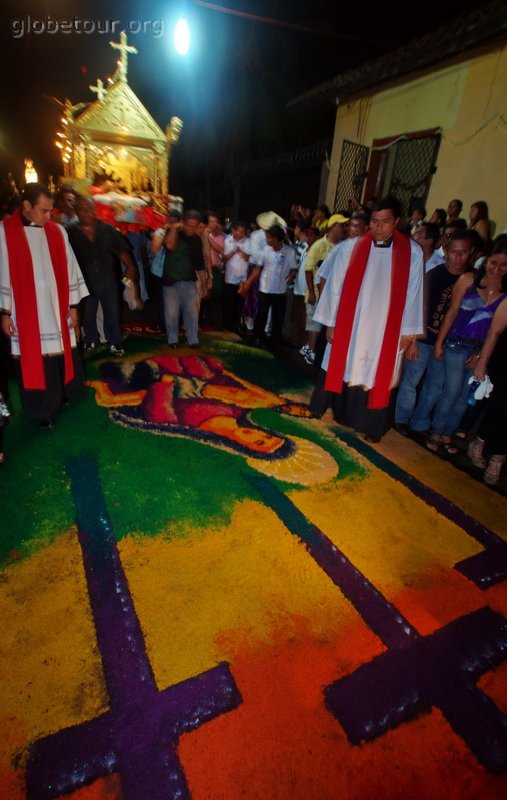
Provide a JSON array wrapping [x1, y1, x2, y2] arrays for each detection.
[[326, 43, 507, 232]]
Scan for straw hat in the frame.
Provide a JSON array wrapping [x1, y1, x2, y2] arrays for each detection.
[[256, 210, 287, 230]]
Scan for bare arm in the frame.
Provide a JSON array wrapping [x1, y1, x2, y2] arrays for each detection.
[[208, 235, 224, 256], [151, 232, 166, 254], [238, 265, 261, 297], [474, 219, 491, 243], [163, 223, 181, 252], [223, 246, 239, 263], [305, 269, 316, 305], [434, 274, 474, 359], [472, 297, 507, 380]]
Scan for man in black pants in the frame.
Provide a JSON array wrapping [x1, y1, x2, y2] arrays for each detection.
[[240, 225, 296, 347], [69, 196, 138, 356]]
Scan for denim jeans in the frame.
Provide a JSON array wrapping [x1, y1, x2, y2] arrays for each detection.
[[409, 349, 446, 431], [430, 340, 476, 437], [395, 342, 433, 425], [163, 281, 199, 345]]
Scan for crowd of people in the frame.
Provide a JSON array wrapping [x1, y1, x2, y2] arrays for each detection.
[[0, 183, 505, 487]]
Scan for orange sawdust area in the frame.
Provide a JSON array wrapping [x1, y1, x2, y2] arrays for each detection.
[[1, 337, 507, 799]]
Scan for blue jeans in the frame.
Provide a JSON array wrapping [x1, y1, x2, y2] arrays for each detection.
[[395, 342, 433, 425], [410, 351, 445, 431], [163, 282, 199, 346], [430, 340, 476, 437]]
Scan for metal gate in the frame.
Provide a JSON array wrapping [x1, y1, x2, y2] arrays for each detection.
[[334, 140, 369, 211], [386, 134, 441, 215]]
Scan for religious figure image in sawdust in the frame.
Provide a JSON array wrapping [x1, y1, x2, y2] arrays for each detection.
[[87, 353, 338, 485]]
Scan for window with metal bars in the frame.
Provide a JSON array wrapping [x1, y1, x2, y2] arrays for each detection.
[[384, 134, 441, 215], [334, 140, 369, 212]]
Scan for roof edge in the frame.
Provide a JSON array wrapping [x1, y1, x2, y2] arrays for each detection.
[[288, 1, 507, 111]]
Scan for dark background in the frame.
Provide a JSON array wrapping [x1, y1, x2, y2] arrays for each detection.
[[0, 0, 480, 212]]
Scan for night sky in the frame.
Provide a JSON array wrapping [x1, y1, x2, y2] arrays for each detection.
[[0, 0, 480, 198]]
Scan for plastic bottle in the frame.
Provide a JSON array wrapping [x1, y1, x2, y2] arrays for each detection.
[[466, 380, 481, 406]]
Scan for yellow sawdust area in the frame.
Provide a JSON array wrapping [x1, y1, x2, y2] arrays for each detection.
[[374, 429, 507, 536], [120, 458, 497, 689], [0, 531, 107, 784], [289, 475, 480, 587], [119, 499, 359, 689]]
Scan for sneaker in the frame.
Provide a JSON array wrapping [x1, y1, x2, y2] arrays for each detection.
[[304, 350, 315, 365], [83, 342, 97, 352], [299, 344, 310, 357], [109, 345, 125, 357]]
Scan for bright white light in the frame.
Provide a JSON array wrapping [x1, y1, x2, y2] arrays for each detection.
[[24, 159, 38, 184], [174, 18, 190, 55]]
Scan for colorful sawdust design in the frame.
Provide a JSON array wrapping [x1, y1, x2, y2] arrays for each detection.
[[87, 353, 338, 485], [0, 336, 506, 799]]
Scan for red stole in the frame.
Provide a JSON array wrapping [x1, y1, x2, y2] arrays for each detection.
[[3, 212, 74, 390], [324, 230, 411, 409]]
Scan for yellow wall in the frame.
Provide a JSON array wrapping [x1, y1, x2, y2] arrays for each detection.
[[326, 43, 507, 233]]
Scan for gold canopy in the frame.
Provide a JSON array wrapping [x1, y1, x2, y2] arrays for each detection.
[[57, 32, 182, 195]]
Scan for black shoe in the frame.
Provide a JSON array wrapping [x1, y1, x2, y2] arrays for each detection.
[[394, 422, 409, 436], [189, 343, 200, 349], [364, 434, 381, 443], [39, 416, 55, 430], [169, 343, 178, 349]]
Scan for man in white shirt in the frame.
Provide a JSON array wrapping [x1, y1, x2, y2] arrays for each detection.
[[223, 221, 250, 331], [242, 210, 286, 332], [240, 225, 296, 347]]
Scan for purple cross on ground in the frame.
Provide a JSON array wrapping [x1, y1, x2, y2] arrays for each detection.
[[26, 455, 242, 800], [337, 430, 507, 589], [248, 474, 507, 774]]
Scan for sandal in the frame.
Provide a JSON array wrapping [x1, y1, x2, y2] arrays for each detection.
[[441, 437, 458, 456], [426, 436, 441, 453], [467, 437, 486, 469], [484, 455, 506, 486]]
